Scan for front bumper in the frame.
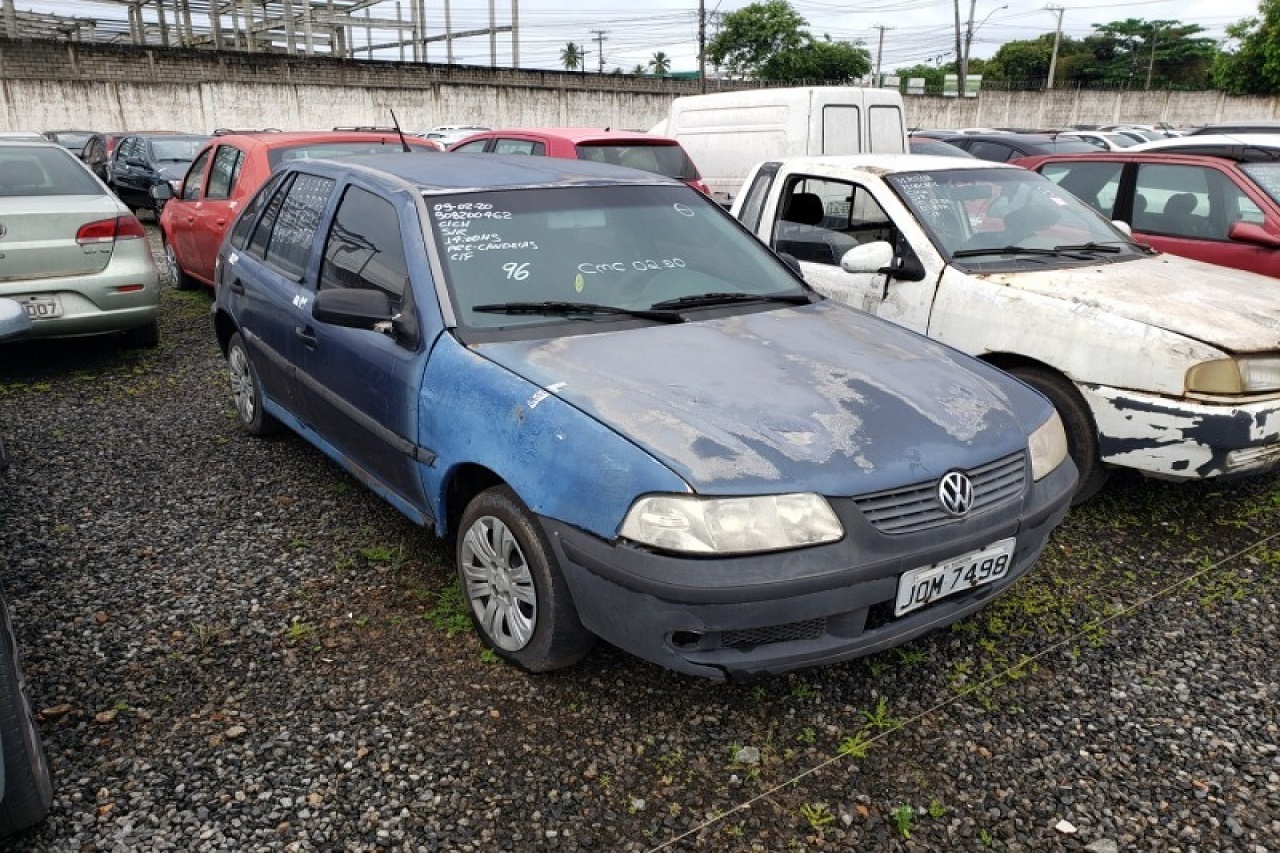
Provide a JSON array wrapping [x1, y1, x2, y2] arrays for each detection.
[[543, 459, 1076, 680], [1084, 384, 1280, 480]]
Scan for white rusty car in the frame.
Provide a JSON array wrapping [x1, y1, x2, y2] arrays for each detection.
[[733, 154, 1280, 500]]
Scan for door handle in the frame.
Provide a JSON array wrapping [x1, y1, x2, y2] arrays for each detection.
[[228, 278, 244, 294], [295, 326, 317, 347]]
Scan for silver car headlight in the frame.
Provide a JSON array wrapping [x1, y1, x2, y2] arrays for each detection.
[[1185, 356, 1280, 394], [1028, 409, 1069, 481], [619, 493, 843, 555]]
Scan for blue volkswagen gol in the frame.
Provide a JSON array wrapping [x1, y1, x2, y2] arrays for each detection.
[[212, 153, 1076, 680]]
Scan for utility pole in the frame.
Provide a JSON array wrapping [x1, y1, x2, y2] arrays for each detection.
[[592, 28, 608, 73], [953, 0, 964, 90], [1046, 4, 1063, 90], [698, 0, 707, 93], [872, 25, 892, 87]]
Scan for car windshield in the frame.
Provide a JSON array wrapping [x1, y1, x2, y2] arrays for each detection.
[[429, 185, 808, 331], [574, 143, 697, 181], [0, 145, 103, 196], [887, 167, 1145, 266], [51, 131, 93, 151], [1240, 162, 1280, 206], [151, 138, 206, 162]]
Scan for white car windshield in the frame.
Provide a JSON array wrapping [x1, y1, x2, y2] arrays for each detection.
[[887, 168, 1145, 264]]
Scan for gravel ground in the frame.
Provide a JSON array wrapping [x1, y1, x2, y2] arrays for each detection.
[[0, 227, 1278, 852]]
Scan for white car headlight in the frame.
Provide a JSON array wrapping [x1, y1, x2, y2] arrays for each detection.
[[1186, 356, 1280, 394], [1028, 409, 1069, 481], [619, 493, 843, 555]]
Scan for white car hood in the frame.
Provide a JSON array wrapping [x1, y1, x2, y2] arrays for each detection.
[[975, 253, 1280, 353]]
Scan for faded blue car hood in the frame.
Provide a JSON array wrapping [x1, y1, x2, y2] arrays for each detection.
[[473, 301, 1048, 495]]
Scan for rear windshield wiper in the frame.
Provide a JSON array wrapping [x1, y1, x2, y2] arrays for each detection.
[[472, 301, 685, 323], [648, 291, 812, 310]]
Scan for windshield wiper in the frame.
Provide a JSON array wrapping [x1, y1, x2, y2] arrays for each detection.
[[648, 292, 812, 310], [472, 301, 685, 323], [1051, 242, 1123, 254], [951, 245, 1096, 260]]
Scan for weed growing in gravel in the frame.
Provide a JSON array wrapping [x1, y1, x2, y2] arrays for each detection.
[[799, 801, 834, 831], [928, 799, 946, 818], [423, 578, 473, 636], [283, 620, 317, 644], [837, 731, 872, 759], [860, 696, 901, 731], [892, 803, 914, 838]]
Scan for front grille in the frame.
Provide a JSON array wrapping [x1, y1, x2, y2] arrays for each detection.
[[852, 451, 1026, 534], [722, 618, 826, 648]]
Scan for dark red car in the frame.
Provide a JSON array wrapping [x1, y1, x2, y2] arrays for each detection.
[[157, 130, 442, 289], [449, 127, 709, 194], [1017, 148, 1280, 278]]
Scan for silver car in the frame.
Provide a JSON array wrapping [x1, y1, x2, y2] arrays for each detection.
[[0, 140, 160, 347]]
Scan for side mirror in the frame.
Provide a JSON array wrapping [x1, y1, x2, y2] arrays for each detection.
[[151, 184, 174, 202], [1227, 220, 1280, 248], [840, 241, 894, 274], [313, 287, 419, 349], [314, 287, 394, 329], [1111, 219, 1132, 237]]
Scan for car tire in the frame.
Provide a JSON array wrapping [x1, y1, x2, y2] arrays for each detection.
[[163, 235, 198, 291], [456, 486, 595, 672], [122, 320, 160, 349], [227, 332, 280, 436], [1009, 365, 1109, 503], [0, 588, 53, 839]]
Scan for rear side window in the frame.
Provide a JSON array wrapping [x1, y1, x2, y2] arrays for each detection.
[[243, 172, 336, 279], [206, 145, 245, 200], [320, 186, 409, 301], [967, 141, 1015, 162], [182, 147, 214, 201], [230, 171, 288, 250], [452, 140, 489, 154], [493, 139, 545, 155]]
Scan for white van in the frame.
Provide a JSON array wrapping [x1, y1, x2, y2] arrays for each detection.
[[657, 86, 907, 202]]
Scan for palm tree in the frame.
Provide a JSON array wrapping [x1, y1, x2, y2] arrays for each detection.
[[631, 64, 647, 76], [649, 51, 671, 77], [560, 42, 583, 72]]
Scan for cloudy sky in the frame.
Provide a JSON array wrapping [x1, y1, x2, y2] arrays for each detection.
[[23, 0, 1266, 73]]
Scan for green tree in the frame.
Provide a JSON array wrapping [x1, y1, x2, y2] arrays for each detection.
[[649, 51, 672, 77], [1079, 19, 1215, 88], [631, 63, 648, 75], [707, 1, 869, 81], [891, 62, 947, 93], [1213, 0, 1280, 93], [560, 42, 583, 72]]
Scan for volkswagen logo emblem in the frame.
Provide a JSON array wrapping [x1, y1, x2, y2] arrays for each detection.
[[937, 471, 975, 517]]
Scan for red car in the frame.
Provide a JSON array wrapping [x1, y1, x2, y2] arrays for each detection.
[[1016, 149, 1280, 278], [449, 127, 709, 194], [157, 130, 442, 289]]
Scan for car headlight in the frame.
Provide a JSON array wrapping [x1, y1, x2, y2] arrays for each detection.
[[1028, 409, 1069, 481], [619, 493, 843, 555], [1186, 356, 1280, 394]]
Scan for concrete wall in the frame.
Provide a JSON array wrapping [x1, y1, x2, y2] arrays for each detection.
[[3, 37, 1279, 136]]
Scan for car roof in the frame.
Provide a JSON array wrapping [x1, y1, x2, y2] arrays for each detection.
[[1129, 133, 1280, 152], [762, 153, 1015, 174], [1013, 150, 1246, 170], [302, 151, 683, 192], [457, 127, 677, 144], [203, 130, 442, 150]]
